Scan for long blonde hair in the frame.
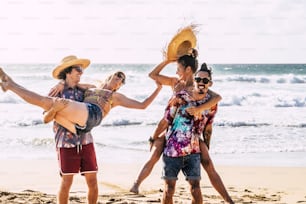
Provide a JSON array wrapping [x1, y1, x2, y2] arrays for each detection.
[[97, 71, 126, 92]]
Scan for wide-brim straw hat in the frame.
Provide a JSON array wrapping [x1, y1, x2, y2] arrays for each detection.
[[52, 55, 90, 79], [165, 25, 197, 61]]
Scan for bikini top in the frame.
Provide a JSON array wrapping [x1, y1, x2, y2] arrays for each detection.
[[84, 88, 113, 110]]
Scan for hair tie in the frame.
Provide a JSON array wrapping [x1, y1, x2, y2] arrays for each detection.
[[187, 48, 195, 58]]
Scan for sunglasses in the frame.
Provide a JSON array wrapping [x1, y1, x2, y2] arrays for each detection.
[[71, 66, 83, 73], [115, 72, 125, 84], [194, 77, 210, 84]]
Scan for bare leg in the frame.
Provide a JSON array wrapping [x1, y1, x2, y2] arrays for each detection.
[[188, 180, 203, 204], [203, 123, 213, 149], [130, 137, 165, 194], [0, 68, 88, 131], [1, 68, 53, 110], [200, 142, 234, 204], [58, 175, 74, 204], [84, 173, 98, 204], [55, 114, 78, 134], [162, 179, 176, 204], [43, 98, 69, 123], [152, 118, 168, 140]]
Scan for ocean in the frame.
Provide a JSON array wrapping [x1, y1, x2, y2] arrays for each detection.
[[0, 64, 305, 167]]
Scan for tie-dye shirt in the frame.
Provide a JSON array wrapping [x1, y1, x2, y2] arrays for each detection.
[[163, 90, 211, 157], [53, 86, 94, 148]]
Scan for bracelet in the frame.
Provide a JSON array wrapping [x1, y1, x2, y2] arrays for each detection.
[[148, 136, 155, 143]]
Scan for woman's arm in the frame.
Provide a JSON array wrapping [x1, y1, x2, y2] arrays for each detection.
[[186, 89, 222, 115], [48, 80, 65, 97], [149, 60, 177, 88], [113, 82, 162, 109]]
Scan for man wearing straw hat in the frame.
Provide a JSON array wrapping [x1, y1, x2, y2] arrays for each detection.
[[49, 55, 98, 204]]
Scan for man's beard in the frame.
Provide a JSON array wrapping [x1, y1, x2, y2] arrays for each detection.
[[198, 89, 205, 94]]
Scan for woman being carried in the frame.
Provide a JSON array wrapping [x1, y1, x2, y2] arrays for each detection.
[[0, 68, 162, 134]]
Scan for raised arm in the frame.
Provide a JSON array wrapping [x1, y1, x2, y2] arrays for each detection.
[[113, 82, 162, 109], [148, 60, 178, 88]]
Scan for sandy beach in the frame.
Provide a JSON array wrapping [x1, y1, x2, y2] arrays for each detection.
[[0, 159, 305, 204]]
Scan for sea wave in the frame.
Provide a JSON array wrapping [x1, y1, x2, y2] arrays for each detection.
[[275, 97, 306, 107], [217, 75, 306, 84], [2, 117, 306, 129], [215, 121, 270, 127]]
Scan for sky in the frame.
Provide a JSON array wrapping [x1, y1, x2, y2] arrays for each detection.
[[0, 0, 305, 64]]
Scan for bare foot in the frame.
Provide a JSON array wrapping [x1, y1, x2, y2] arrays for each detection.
[[129, 182, 139, 194], [0, 68, 5, 80], [0, 68, 11, 92], [43, 98, 69, 123], [0, 81, 7, 92], [0, 68, 11, 81]]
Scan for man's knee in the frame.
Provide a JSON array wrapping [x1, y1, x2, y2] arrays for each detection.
[[85, 173, 98, 188], [164, 181, 176, 197], [60, 175, 74, 191]]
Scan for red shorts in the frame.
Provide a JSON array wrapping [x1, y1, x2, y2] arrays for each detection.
[[57, 143, 98, 175]]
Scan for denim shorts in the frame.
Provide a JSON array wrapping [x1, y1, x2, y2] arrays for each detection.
[[76, 103, 103, 134], [162, 153, 201, 181]]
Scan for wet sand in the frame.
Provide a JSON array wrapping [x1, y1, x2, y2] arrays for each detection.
[[1, 159, 306, 203]]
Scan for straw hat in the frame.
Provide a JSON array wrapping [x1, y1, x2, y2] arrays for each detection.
[[165, 25, 197, 60], [165, 25, 197, 61], [52, 55, 90, 79]]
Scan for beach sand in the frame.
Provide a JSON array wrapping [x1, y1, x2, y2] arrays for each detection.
[[0, 159, 306, 204]]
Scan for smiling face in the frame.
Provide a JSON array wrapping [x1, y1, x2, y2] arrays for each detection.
[[176, 62, 193, 81], [105, 71, 126, 91], [194, 71, 212, 95]]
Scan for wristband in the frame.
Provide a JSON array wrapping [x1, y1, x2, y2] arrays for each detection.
[[148, 136, 155, 143]]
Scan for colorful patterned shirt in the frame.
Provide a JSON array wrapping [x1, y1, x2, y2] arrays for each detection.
[[163, 90, 211, 157], [53, 86, 94, 148], [206, 104, 217, 126]]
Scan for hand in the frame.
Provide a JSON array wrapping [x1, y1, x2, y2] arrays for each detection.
[[48, 81, 65, 97], [186, 106, 198, 116]]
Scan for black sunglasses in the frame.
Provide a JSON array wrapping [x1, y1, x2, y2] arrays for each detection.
[[71, 66, 83, 73], [194, 77, 210, 84], [115, 72, 125, 84]]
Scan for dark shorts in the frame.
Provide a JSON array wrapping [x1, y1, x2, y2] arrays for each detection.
[[57, 143, 98, 175], [162, 153, 201, 181], [76, 103, 103, 134]]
